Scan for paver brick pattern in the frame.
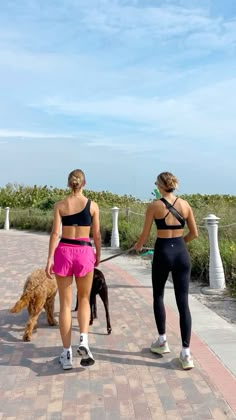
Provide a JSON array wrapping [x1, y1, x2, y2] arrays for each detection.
[[0, 231, 235, 419]]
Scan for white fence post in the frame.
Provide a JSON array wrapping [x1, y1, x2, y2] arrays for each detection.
[[125, 207, 130, 221], [111, 207, 120, 249], [203, 214, 225, 290], [4, 207, 10, 230]]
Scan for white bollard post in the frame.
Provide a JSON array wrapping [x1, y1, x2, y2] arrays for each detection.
[[4, 207, 10, 230], [203, 214, 225, 291], [111, 207, 120, 249]]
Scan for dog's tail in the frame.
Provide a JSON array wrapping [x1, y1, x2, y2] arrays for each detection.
[[10, 294, 29, 313]]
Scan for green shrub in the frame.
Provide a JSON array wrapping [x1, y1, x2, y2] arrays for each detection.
[[36, 196, 62, 211], [118, 220, 131, 249], [228, 272, 236, 297], [101, 227, 112, 246], [1, 209, 53, 233], [0, 183, 142, 209], [187, 235, 209, 282], [219, 241, 236, 281]]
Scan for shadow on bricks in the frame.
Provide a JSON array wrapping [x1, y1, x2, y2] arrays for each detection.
[[0, 342, 86, 376], [90, 346, 183, 370]]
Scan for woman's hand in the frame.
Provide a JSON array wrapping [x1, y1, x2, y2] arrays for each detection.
[[95, 254, 100, 267], [133, 204, 154, 253], [45, 260, 54, 279], [133, 242, 143, 252]]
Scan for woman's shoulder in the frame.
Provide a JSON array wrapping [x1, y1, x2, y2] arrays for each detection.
[[146, 199, 163, 213], [54, 197, 67, 210], [89, 198, 98, 205], [176, 197, 192, 218], [90, 200, 99, 212], [149, 198, 165, 208], [177, 197, 191, 208]]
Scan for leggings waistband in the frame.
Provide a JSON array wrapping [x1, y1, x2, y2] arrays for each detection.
[[156, 236, 184, 243], [60, 238, 92, 246], [155, 236, 185, 250]]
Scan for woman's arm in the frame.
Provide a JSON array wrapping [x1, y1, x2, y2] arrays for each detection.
[[184, 205, 198, 243], [45, 203, 61, 278], [91, 202, 101, 266], [134, 204, 154, 251]]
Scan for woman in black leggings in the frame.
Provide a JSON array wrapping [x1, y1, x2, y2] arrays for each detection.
[[134, 172, 198, 370]]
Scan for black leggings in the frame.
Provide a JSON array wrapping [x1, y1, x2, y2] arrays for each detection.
[[152, 237, 192, 348]]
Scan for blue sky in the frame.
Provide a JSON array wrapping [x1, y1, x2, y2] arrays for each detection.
[[0, 0, 236, 200]]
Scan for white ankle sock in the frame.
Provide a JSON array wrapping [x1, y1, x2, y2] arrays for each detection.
[[181, 347, 190, 357], [80, 333, 88, 347], [63, 346, 72, 355], [159, 334, 166, 344]]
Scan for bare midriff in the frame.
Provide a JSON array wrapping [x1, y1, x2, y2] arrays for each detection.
[[156, 228, 185, 239], [61, 226, 91, 240]]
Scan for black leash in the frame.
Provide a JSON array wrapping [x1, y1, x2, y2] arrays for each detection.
[[100, 246, 134, 263]]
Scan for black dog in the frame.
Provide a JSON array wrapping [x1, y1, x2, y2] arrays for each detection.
[[74, 268, 112, 335]]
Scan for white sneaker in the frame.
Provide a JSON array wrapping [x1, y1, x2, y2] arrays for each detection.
[[150, 338, 170, 355], [179, 353, 194, 370], [77, 344, 95, 367], [59, 350, 73, 370]]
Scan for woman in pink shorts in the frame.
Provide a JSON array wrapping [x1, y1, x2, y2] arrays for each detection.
[[45, 169, 101, 370]]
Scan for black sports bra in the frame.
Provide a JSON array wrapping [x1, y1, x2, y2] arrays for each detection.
[[61, 199, 92, 227], [154, 198, 186, 230]]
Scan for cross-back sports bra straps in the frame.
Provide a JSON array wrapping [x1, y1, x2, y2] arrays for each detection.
[[154, 197, 186, 230], [163, 197, 178, 217]]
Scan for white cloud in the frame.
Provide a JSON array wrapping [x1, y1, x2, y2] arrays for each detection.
[[79, 2, 236, 52], [0, 129, 75, 139], [84, 137, 169, 153], [1, 1, 236, 57], [37, 76, 236, 143]]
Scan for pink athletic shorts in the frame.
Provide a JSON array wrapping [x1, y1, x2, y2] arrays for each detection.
[[53, 238, 96, 278]]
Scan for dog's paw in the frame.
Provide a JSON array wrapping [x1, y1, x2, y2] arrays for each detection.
[[23, 334, 32, 342], [107, 327, 112, 335], [49, 319, 58, 326], [89, 320, 93, 326]]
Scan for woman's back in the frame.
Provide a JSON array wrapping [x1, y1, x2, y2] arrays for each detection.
[[151, 197, 190, 239], [58, 195, 93, 239]]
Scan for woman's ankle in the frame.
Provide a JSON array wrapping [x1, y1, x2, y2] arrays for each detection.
[[159, 334, 166, 344], [181, 347, 191, 357], [79, 332, 88, 347]]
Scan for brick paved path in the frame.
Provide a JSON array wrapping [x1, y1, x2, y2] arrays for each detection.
[[0, 230, 236, 419]]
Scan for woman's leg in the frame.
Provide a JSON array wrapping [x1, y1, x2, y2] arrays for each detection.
[[152, 254, 170, 336], [75, 271, 93, 333], [56, 275, 73, 348], [151, 248, 171, 354], [76, 271, 94, 366], [172, 251, 192, 350], [172, 257, 194, 369]]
